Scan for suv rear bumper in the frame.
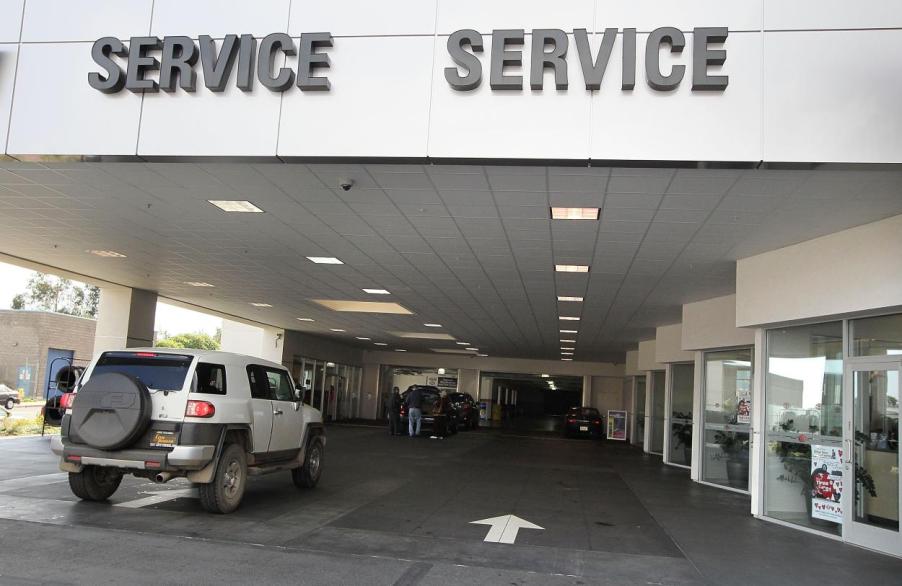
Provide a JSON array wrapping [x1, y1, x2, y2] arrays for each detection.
[[50, 436, 215, 470]]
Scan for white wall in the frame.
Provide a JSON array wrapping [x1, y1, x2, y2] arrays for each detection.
[[3, 1, 901, 163], [736, 214, 902, 327], [637, 339, 663, 371], [220, 320, 285, 364], [655, 323, 694, 363], [624, 349, 640, 376], [682, 294, 755, 350]]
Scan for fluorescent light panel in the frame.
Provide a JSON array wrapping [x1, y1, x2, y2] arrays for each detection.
[[185, 281, 214, 287], [555, 264, 589, 273], [307, 256, 343, 264], [561, 339, 576, 343], [559, 316, 580, 321], [87, 249, 126, 258], [296, 317, 314, 322], [363, 288, 390, 295], [391, 331, 456, 341], [312, 300, 413, 314], [374, 342, 388, 346], [330, 328, 345, 332], [208, 200, 263, 213], [557, 296, 583, 302], [560, 329, 578, 334], [423, 323, 442, 328], [250, 302, 271, 307], [551, 207, 599, 220], [356, 337, 371, 340]]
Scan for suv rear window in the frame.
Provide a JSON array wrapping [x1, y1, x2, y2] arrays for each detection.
[[195, 363, 226, 395], [91, 352, 192, 391]]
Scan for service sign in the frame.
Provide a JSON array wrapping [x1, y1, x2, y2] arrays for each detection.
[[88, 28, 729, 94]]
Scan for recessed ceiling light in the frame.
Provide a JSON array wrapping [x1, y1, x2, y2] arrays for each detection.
[[330, 328, 346, 332], [250, 302, 272, 308], [313, 300, 412, 314], [391, 332, 456, 341], [297, 317, 315, 322], [559, 316, 580, 321], [561, 358, 573, 361], [307, 256, 343, 264], [395, 349, 407, 352], [363, 288, 390, 295], [561, 352, 574, 356], [560, 329, 578, 334], [555, 264, 589, 273], [184, 281, 214, 287], [561, 339, 576, 343], [557, 296, 583, 302], [477, 354, 488, 357], [551, 207, 599, 220], [456, 342, 470, 345], [356, 336, 371, 340], [541, 374, 549, 378], [423, 323, 442, 328], [465, 347, 478, 351], [208, 200, 263, 213], [87, 249, 127, 258], [561, 347, 575, 351], [374, 342, 388, 346]]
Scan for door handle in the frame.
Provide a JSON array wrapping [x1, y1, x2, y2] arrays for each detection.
[[273, 409, 283, 416], [843, 439, 852, 464]]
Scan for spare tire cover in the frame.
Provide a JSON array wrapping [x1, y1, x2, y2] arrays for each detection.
[[70, 372, 152, 450]]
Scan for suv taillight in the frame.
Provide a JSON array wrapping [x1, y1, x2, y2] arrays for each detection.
[[185, 400, 215, 418], [60, 393, 76, 410]]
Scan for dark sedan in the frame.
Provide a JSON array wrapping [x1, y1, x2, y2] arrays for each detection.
[[1, 386, 21, 410], [399, 385, 459, 435], [563, 407, 603, 438]]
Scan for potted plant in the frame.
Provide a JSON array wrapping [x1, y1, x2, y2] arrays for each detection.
[[713, 430, 749, 489], [671, 411, 693, 465]]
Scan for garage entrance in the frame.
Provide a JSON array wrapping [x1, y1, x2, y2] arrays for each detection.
[[480, 372, 582, 433]]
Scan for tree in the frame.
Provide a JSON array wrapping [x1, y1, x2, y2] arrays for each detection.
[[10, 273, 100, 318], [154, 332, 220, 350]]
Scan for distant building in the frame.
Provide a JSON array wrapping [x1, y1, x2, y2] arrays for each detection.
[[0, 310, 96, 400]]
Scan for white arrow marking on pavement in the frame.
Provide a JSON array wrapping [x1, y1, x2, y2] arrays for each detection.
[[470, 514, 544, 544], [115, 488, 197, 509]]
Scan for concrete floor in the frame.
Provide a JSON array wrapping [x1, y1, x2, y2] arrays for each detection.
[[0, 427, 900, 585]]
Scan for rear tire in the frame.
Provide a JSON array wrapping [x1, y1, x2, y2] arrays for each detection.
[[292, 437, 324, 489], [199, 443, 247, 514], [4, 398, 13, 410], [68, 466, 122, 501]]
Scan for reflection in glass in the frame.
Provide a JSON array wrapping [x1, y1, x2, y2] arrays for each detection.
[[651, 371, 666, 454], [853, 369, 899, 531], [764, 322, 843, 536], [669, 363, 695, 466], [635, 376, 646, 446], [851, 313, 902, 357], [701, 349, 752, 490]]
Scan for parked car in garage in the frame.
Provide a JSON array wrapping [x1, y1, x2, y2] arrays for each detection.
[[399, 385, 459, 435], [563, 407, 604, 439], [0, 385, 21, 410], [449, 392, 479, 429]]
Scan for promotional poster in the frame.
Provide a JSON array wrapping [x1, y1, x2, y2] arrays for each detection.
[[811, 444, 844, 524], [607, 410, 628, 441]]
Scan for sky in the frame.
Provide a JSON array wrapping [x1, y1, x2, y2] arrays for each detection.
[[0, 261, 221, 336]]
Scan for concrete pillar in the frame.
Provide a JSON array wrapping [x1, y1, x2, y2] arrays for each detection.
[[360, 363, 381, 419], [93, 285, 157, 355], [220, 320, 284, 364], [581, 375, 591, 406], [458, 368, 479, 397]]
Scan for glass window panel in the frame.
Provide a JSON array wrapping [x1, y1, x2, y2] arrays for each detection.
[[764, 322, 843, 536], [635, 376, 646, 446], [701, 348, 752, 490], [669, 363, 695, 466], [851, 313, 902, 357], [651, 371, 666, 453], [853, 369, 899, 531]]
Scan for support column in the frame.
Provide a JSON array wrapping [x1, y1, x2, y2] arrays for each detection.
[[220, 320, 285, 364], [93, 285, 157, 355], [582, 375, 591, 406]]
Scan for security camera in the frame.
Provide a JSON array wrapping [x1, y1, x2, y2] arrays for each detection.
[[339, 179, 354, 192]]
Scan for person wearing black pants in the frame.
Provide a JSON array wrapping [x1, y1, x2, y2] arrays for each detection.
[[388, 387, 402, 436]]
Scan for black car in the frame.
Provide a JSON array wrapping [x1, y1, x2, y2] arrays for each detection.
[[399, 385, 459, 435], [563, 407, 603, 438], [1, 386, 20, 410], [449, 392, 479, 429]]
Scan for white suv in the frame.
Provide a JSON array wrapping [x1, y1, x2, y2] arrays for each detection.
[[50, 348, 325, 514]]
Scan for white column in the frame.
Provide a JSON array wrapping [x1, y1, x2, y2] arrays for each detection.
[[750, 328, 766, 517], [691, 351, 704, 481], [663, 364, 674, 463], [581, 375, 591, 405], [220, 320, 285, 363], [93, 285, 157, 356]]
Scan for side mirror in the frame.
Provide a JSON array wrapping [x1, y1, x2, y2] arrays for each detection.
[[294, 388, 303, 401]]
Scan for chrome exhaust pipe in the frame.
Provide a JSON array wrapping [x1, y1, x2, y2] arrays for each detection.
[[154, 472, 173, 483]]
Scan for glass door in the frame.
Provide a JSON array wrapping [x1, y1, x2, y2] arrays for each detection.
[[843, 357, 901, 556]]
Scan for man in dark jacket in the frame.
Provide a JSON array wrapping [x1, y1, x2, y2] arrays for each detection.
[[405, 386, 423, 437], [388, 387, 402, 435]]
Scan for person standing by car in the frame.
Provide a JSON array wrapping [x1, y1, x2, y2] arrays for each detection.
[[388, 387, 402, 435], [406, 385, 423, 437], [431, 390, 451, 439]]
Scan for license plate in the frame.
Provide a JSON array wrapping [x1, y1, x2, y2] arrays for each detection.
[[579, 426, 588, 431], [150, 431, 176, 448]]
